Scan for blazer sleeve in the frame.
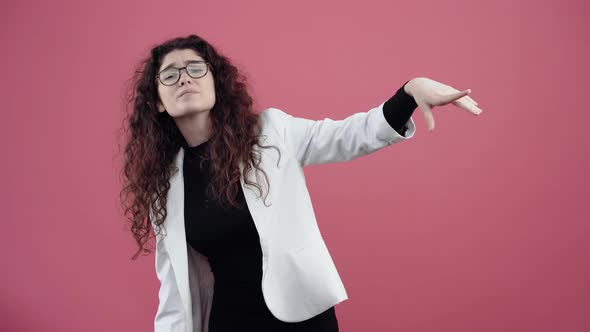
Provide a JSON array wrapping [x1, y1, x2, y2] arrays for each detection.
[[267, 96, 417, 167], [152, 222, 187, 332]]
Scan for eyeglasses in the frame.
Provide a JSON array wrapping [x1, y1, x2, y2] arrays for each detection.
[[156, 61, 211, 86]]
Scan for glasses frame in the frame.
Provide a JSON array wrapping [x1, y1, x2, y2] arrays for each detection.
[[156, 61, 212, 86]]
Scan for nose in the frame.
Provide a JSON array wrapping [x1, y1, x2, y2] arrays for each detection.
[[178, 68, 193, 85]]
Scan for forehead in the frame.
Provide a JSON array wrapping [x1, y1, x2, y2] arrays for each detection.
[[159, 49, 204, 70]]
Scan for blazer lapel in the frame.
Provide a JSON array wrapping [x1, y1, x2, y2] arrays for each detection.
[[238, 140, 278, 266], [162, 147, 192, 317]]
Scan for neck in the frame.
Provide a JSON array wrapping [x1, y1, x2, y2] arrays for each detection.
[[174, 110, 213, 147]]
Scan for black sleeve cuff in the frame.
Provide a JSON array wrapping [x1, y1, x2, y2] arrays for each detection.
[[383, 80, 418, 136]]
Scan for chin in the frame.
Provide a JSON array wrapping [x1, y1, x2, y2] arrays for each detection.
[[180, 107, 212, 116]]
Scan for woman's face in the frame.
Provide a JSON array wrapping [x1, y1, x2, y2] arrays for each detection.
[[156, 49, 216, 118]]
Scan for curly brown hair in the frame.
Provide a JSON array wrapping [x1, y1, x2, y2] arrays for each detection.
[[119, 34, 280, 260]]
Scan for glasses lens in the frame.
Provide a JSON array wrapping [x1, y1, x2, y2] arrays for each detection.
[[159, 68, 180, 85], [187, 62, 208, 78]]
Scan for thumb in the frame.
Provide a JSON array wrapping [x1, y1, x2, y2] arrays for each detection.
[[417, 100, 435, 132]]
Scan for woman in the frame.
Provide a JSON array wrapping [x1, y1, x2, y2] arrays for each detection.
[[120, 34, 482, 332]]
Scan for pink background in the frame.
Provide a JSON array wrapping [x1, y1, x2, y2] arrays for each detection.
[[2, 0, 589, 331]]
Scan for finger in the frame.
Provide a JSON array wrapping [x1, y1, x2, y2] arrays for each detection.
[[439, 89, 471, 105], [417, 101, 435, 132], [458, 95, 478, 106], [453, 98, 483, 115], [424, 109, 435, 132], [456, 96, 476, 108], [465, 95, 478, 105], [452, 97, 476, 110]]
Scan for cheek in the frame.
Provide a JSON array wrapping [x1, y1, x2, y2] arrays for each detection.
[[158, 87, 172, 106], [206, 79, 216, 99]]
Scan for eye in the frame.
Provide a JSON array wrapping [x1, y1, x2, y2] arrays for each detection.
[[189, 69, 204, 75], [188, 63, 207, 74], [159, 69, 179, 82]]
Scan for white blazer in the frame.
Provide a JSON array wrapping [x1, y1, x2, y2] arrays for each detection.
[[151, 100, 417, 332]]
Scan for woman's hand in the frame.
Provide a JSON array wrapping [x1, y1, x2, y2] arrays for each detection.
[[404, 77, 483, 132]]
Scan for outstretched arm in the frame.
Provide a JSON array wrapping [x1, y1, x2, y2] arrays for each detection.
[[268, 81, 418, 167]]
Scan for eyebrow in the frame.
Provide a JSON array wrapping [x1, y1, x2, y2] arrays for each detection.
[[160, 59, 202, 72]]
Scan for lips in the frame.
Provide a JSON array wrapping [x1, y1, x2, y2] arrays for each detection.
[[178, 90, 199, 98]]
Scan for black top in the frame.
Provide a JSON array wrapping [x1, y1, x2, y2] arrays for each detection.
[[182, 82, 417, 331]]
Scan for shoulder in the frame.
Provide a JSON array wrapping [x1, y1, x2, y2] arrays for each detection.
[[259, 107, 290, 124], [258, 107, 291, 138]]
